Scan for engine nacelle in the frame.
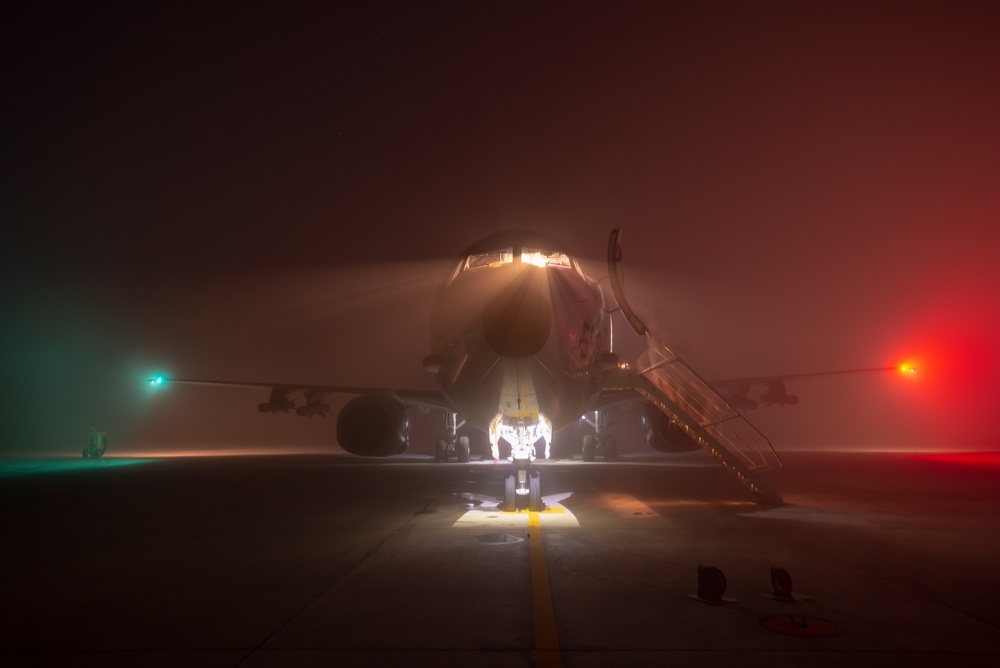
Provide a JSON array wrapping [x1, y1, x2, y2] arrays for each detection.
[[641, 404, 701, 453], [336, 395, 410, 457]]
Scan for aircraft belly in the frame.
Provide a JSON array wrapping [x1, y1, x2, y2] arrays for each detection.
[[430, 258, 607, 434], [441, 341, 600, 433]]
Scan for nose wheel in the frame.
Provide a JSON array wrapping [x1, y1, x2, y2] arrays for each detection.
[[502, 465, 543, 512]]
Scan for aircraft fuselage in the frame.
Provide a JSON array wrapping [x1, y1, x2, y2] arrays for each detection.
[[428, 232, 609, 455]]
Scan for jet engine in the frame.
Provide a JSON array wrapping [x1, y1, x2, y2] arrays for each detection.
[[336, 395, 410, 457], [641, 404, 701, 453]]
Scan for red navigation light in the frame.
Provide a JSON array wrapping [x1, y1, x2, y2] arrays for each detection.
[[899, 364, 917, 375]]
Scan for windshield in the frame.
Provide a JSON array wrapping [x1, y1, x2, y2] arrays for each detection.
[[460, 247, 572, 272], [463, 248, 514, 270]]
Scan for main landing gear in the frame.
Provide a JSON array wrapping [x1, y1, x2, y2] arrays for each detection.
[[435, 412, 470, 462], [580, 410, 618, 462], [436, 435, 470, 463], [502, 461, 542, 512], [581, 433, 617, 462]]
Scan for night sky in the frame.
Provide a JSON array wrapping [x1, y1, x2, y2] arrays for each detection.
[[4, 1, 999, 455]]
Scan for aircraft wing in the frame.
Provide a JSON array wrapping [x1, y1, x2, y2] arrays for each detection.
[[594, 364, 902, 413], [148, 376, 451, 416], [711, 366, 904, 409]]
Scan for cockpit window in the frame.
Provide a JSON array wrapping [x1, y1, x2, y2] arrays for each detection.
[[462, 248, 572, 271], [453, 246, 575, 283], [463, 248, 514, 270], [521, 248, 571, 269]]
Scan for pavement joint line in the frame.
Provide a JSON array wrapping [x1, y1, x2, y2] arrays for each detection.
[[529, 510, 562, 668], [240, 500, 435, 662]]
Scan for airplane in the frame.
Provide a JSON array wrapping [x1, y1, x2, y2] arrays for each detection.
[[149, 228, 792, 507]]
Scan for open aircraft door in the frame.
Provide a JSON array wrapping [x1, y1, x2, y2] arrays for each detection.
[[606, 226, 649, 337]]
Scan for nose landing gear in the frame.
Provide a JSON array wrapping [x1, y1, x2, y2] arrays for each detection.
[[502, 463, 543, 512]]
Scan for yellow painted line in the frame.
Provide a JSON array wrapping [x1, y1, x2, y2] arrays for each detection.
[[529, 510, 562, 667], [500, 506, 566, 515]]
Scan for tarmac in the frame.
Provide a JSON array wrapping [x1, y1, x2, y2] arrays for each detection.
[[1, 448, 998, 667]]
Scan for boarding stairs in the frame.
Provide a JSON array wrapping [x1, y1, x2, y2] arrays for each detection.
[[604, 340, 783, 505]]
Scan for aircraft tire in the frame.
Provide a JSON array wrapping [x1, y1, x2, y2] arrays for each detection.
[[456, 436, 471, 463], [528, 470, 542, 511], [582, 434, 596, 462], [503, 473, 516, 512], [82, 448, 89, 458], [435, 438, 449, 463], [603, 435, 618, 462]]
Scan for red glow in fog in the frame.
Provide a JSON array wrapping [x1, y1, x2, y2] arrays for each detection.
[[910, 453, 1000, 467]]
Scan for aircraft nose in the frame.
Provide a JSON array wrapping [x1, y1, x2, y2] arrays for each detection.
[[481, 272, 552, 358]]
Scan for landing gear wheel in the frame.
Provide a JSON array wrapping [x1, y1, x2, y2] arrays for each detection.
[[435, 438, 449, 463], [528, 470, 542, 511], [82, 448, 90, 458], [603, 434, 618, 462], [582, 434, 596, 462], [456, 436, 470, 463], [502, 473, 516, 512]]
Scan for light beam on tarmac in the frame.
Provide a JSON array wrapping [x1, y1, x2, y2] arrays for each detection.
[[452, 492, 580, 528], [599, 492, 659, 518]]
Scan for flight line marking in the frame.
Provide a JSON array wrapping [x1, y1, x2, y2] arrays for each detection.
[[529, 510, 562, 667]]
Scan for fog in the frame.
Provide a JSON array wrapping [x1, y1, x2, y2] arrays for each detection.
[[4, 2, 998, 455]]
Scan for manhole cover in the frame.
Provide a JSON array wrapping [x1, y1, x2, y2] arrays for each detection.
[[476, 533, 525, 544]]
